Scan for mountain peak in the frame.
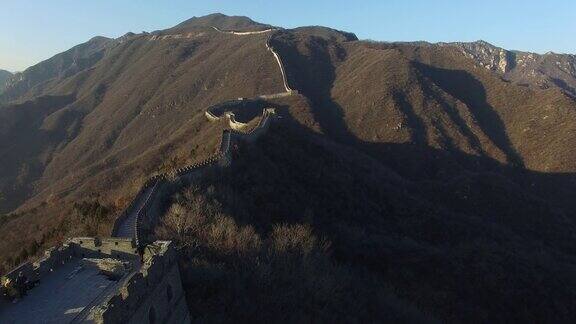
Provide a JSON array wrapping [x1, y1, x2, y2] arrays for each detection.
[[473, 39, 498, 47], [169, 13, 273, 33], [88, 35, 111, 42]]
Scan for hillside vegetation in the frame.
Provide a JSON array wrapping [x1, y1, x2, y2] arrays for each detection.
[[0, 17, 285, 270], [1, 13, 576, 322], [153, 109, 576, 321]]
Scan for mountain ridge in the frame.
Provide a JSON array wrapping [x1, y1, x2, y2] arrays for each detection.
[[1, 36, 113, 103], [4, 14, 574, 102], [1, 13, 576, 322], [367, 39, 576, 97], [166, 12, 273, 33]]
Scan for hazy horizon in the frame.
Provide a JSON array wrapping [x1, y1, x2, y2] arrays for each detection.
[[1, 0, 575, 72]]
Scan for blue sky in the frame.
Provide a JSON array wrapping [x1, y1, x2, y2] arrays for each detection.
[[1, 0, 574, 72]]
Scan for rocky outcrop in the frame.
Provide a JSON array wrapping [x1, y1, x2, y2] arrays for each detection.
[[447, 40, 576, 97], [448, 40, 512, 73], [0, 69, 12, 93]]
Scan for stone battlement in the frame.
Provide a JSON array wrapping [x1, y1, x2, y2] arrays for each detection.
[[1, 238, 137, 287], [0, 239, 190, 323], [91, 240, 189, 324]]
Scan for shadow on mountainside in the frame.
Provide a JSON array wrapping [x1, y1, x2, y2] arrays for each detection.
[[269, 32, 353, 143], [268, 30, 576, 210], [140, 49, 576, 320], [415, 73, 486, 156], [117, 27, 576, 322], [413, 62, 525, 168], [154, 108, 576, 322], [392, 91, 428, 146], [270, 32, 513, 178], [208, 33, 576, 321]]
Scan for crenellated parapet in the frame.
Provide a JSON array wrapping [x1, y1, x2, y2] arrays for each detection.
[[68, 237, 138, 259], [1, 238, 190, 323], [0, 238, 137, 301], [225, 111, 248, 130], [1, 242, 76, 291], [91, 241, 190, 324], [228, 108, 276, 143]]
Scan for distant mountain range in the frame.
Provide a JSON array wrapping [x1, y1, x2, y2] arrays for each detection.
[[1, 13, 576, 322], [0, 36, 112, 102], [362, 39, 576, 98], [448, 40, 576, 97], [3, 15, 575, 102]]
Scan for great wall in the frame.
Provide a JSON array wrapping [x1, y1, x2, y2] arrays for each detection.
[[0, 25, 295, 323]]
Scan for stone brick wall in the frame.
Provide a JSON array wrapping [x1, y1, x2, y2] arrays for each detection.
[[69, 237, 138, 260], [0, 237, 137, 298], [91, 241, 190, 324], [210, 26, 276, 35], [116, 102, 277, 248], [1, 238, 190, 324], [265, 36, 293, 93], [225, 112, 248, 130]]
